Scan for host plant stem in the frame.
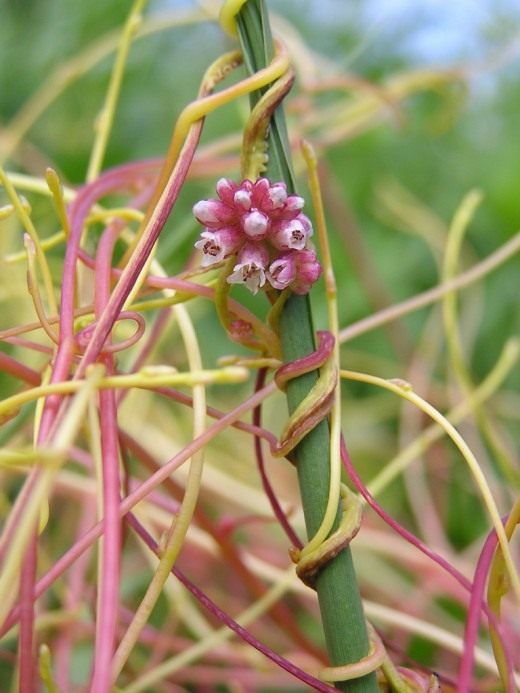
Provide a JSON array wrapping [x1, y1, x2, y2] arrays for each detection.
[[236, 2, 378, 690]]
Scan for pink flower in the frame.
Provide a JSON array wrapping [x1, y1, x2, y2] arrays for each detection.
[[267, 249, 321, 294], [215, 177, 242, 204], [233, 189, 252, 210], [192, 199, 235, 228], [267, 183, 288, 209], [193, 178, 322, 295], [271, 194, 305, 222], [227, 242, 269, 294], [291, 249, 322, 294], [270, 214, 312, 250], [194, 228, 242, 266], [243, 210, 269, 240], [266, 254, 297, 290]]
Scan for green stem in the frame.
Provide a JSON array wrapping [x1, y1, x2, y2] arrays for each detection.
[[236, 2, 378, 691]]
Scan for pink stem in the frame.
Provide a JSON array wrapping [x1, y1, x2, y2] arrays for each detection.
[[73, 242, 271, 341], [18, 535, 37, 693], [39, 161, 157, 438], [152, 385, 277, 447], [253, 368, 302, 548], [126, 513, 337, 692], [74, 126, 203, 379], [340, 436, 515, 690], [91, 383, 121, 692], [90, 218, 123, 691], [0, 351, 41, 385], [10, 163, 157, 679], [458, 520, 516, 693], [122, 308, 172, 380], [53, 497, 97, 690], [0, 382, 277, 636], [2, 337, 54, 355]]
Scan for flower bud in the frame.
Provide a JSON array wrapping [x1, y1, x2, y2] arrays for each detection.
[[192, 199, 234, 228], [291, 249, 322, 294], [284, 195, 305, 213], [233, 189, 252, 211], [267, 183, 288, 209], [243, 210, 269, 240], [215, 177, 238, 204], [251, 177, 271, 207]]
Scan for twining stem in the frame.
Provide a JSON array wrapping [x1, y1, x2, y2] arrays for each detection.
[[339, 231, 520, 344], [0, 382, 277, 638], [441, 190, 519, 483], [487, 498, 520, 688], [235, 2, 377, 690], [111, 304, 207, 681], [86, 0, 148, 182], [367, 337, 519, 497], [297, 141, 342, 561], [340, 368, 520, 603]]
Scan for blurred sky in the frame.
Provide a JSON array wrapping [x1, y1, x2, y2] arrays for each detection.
[[158, 0, 520, 70], [300, 0, 520, 61]]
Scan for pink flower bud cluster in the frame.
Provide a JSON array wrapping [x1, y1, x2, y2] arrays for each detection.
[[193, 178, 321, 295]]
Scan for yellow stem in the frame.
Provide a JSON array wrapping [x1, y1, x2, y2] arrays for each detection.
[[0, 166, 57, 316], [121, 569, 295, 693], [45, 168, 71, 239], [0, 366, 105, 628], [340, 368, 520, 604], [0, 367, 248, 420], [487, 496, 520, 685], [299, 140, 342, 558], [86, 0, 148, 181], [24, 236, 59, 344], [367, 338, 519, 497], [111, 301, 207, 680], [442, 190, 518, 483], [219, 0, 248, 37]]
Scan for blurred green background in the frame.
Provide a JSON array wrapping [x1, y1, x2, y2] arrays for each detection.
[[1, 0, 519, 362], [1, 0, 519, 530], [1, 1, 519, 686]]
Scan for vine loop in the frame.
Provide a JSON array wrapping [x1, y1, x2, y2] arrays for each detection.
[[290, 484, 363, 588], [273, 331, 336, 460], [319, 623, 385, 682]]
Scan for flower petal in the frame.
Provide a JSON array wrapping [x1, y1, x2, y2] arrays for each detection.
[[243, 210, 269, 240], [270, 216, 310, 250], [194, 228, 242, 266], [267, 254, 297, 289]]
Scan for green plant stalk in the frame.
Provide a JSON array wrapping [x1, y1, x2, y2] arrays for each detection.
[[236, 2, 377, 691]]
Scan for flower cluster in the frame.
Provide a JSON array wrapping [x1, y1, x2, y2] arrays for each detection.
[[193, 178, 322, 295]]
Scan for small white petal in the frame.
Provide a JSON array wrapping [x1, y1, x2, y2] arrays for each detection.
[[268, 185, 287, 208], [243, 211, 269, 239], [227, 262, 266, 294], [234, 190, 252, 210], [194, 233, 224, 265], [193, 200, 219, 224], [285, 196, 305, 212]]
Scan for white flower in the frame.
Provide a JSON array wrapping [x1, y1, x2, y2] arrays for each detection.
[[226, 242, 269, 294]]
